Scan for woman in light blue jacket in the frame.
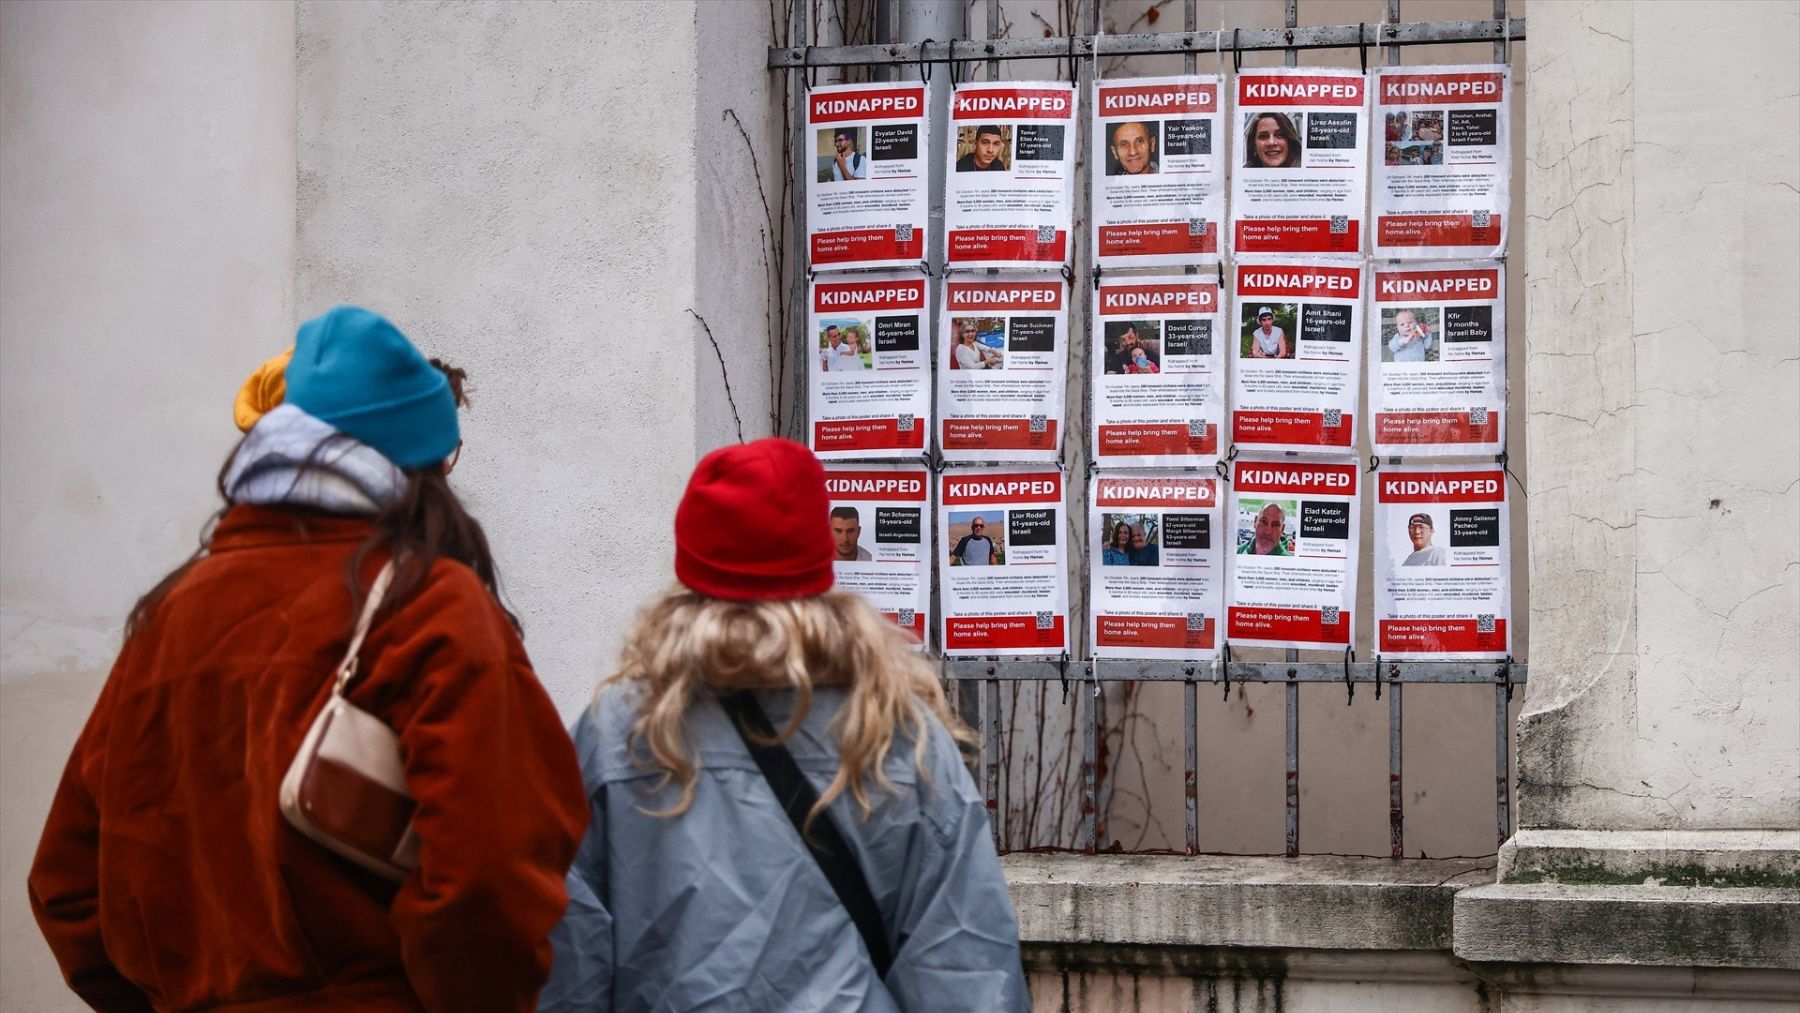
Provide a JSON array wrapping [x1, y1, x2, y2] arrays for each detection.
[[541, 438, 1029, 1013]]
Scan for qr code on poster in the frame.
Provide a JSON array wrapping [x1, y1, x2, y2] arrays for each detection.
[[1188, 419, 1209, 439], [1329, 215, 1348, 235], [1321, 606, 1342, 626], [1188, 217, 1209, 237], [894, 223, 914, 243], [897, 413, 915, 432], [897, 608, 917, 627], [1323, 408, 1343, 428], [1035, 611, 1055, 630], [1469, 406, 1489, 427], [1029, 414, 1047, 433], [1186, 613, 1208, 632], [1477, 613, 1496, 634], [1471, 210, 1492, 229], [1036, 225, 1057, 245]]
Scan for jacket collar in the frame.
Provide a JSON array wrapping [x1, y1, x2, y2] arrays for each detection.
[[210, 505, 376, 554]]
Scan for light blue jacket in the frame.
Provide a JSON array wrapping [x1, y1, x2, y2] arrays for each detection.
[[539, 682, 1030, 1012]]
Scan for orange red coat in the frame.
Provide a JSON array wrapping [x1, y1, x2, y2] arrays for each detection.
[[29, 506, 587, 1012]]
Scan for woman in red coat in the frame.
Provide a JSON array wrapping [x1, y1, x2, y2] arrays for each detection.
[[28, 306, 587, 1012]]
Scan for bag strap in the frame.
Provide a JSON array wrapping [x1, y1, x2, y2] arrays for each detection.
[[332, 560, 396, 697], [717, 690, 894, 978]]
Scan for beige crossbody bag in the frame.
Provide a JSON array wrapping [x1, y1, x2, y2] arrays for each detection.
[[279, 560, 420, 881]]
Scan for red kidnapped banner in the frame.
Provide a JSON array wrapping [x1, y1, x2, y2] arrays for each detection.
[[1236, 263, 1362, 299], [812, 228, 926, 265], [942, 471, 1062, 505], [1237, 75, 1366, 107], [950, 87, 1073, 120], [814, 419, 927, 453], [1376, 214, 1504, 250], [1374, 267, 1500, 302], [1097, 283, 1216, 315], [1098, 82, 1218, 116], [809, 86, 925, 123], [813, 279, 927, 313], [1096, 614, 1216, 650], [1380, 618, 1508, 654], [1376, 469, 1505, 504], [1232, 411, 1356, 450], [945, 280, 1064, 312], [948, 228, 1068, 265], [1228, 606, 1352, 645], [946, 614, 1067, 650], [1233, 459, 1358, 496], [824, 469, 929, 502], [1094, 476, 1216, 508], [1380, 72, 1503, 107]]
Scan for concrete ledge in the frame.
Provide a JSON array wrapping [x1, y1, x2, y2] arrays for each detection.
[[1454, 882, 1800, 969], [1004, 853, 1491, 952], [1501, 829, 1800, 887]]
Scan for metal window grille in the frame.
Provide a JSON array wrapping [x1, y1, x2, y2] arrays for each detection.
[[769, 0, 1527, 859]]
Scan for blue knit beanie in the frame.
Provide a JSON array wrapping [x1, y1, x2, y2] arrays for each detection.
[[285, 306, 460, 470]]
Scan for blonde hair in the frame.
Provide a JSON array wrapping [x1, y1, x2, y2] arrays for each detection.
[[604, 588, 971, 823]]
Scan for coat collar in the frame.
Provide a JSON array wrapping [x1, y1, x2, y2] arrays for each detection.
[[210, 505, 376, 554]]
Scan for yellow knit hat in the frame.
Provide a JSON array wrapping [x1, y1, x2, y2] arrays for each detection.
[[232, 348, 294, 432]]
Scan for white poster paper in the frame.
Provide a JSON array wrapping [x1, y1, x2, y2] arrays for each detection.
[[939, 275, 1068, 462], [1226, 457, 1360, 651], [1368, 261, 1505, 456], [939, 467, 1068, 656], [1092, 274, 1225, 467], [1224, 460, 1360, 651], [1230, 257, 1364, 454], [1091, 473, 1223, 660], [1091, 76, 1225, 267], [1228, 68, 1369, 255], [1374, 464, 1511, 658], [944, 83, 1077, 269], [808, 273, 931, 459], [1373, 65, 1510, 260], [805, 82, 929, 271], [825, 465, 932, 646]]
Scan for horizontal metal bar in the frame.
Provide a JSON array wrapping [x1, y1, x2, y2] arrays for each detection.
[[770, 18, 1525, 69], [946, 659, 1527, 684]]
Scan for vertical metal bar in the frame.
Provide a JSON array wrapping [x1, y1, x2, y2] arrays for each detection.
[[1497, 682, 1511, 847], [987, 0, 999, 81], [1386, 0, 1401, 66], [1093, 676, 1107, 849], [1284, 648, 1299, 857], [1389, 678, 1404, 858], [785, 0, 809, 445], [1494, 0, 1507, 64], [1083, 681, 1098, 853], [1184, 677, 1198, 854], [985, 678, 1001, 845], [1183, 0, 1198, 75], [1284, 0, 1299, 68]]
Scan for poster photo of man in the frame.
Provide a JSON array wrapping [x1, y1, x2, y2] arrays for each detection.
[[1400, 511, 1448, 566], [817, 319, 872, 372], [816, 126, 869, 182], [1236, 499, 1297, 557], [954, 124, 1011, 172], [946, 511, 1004, 565], [1104, 120, 1160, 176], [1240, 303, 1297, 360]]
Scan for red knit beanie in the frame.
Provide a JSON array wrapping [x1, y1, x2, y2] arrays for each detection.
[[675, 438, 836, 601]]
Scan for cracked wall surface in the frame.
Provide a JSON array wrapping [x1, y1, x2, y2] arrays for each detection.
[[1521, 0, 1800, 831]]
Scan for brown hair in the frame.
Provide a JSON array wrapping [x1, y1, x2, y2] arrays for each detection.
[[124, 361, 505, 641]]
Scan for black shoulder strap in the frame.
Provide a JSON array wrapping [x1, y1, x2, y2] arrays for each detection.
[[718, 690, 894, 978]]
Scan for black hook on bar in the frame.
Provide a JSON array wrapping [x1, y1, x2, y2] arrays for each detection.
[[1500, 655, 1515, 702], [1067, 31, 1079, 84], [1358, 23, 1369, 74], [1367, 453, 1382, 473], [1374, 654, 1383, 700], [947, 38, 959, 89], [1344, 645, 1356, 705], [1232, 28, 1242, 73], [1220, 641, 1233, 701], [918, 38, 934, 83], [1090, 265, 1102, 291], [1061, 263, 1075, 286], [1058, 651, 1071, 705]]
